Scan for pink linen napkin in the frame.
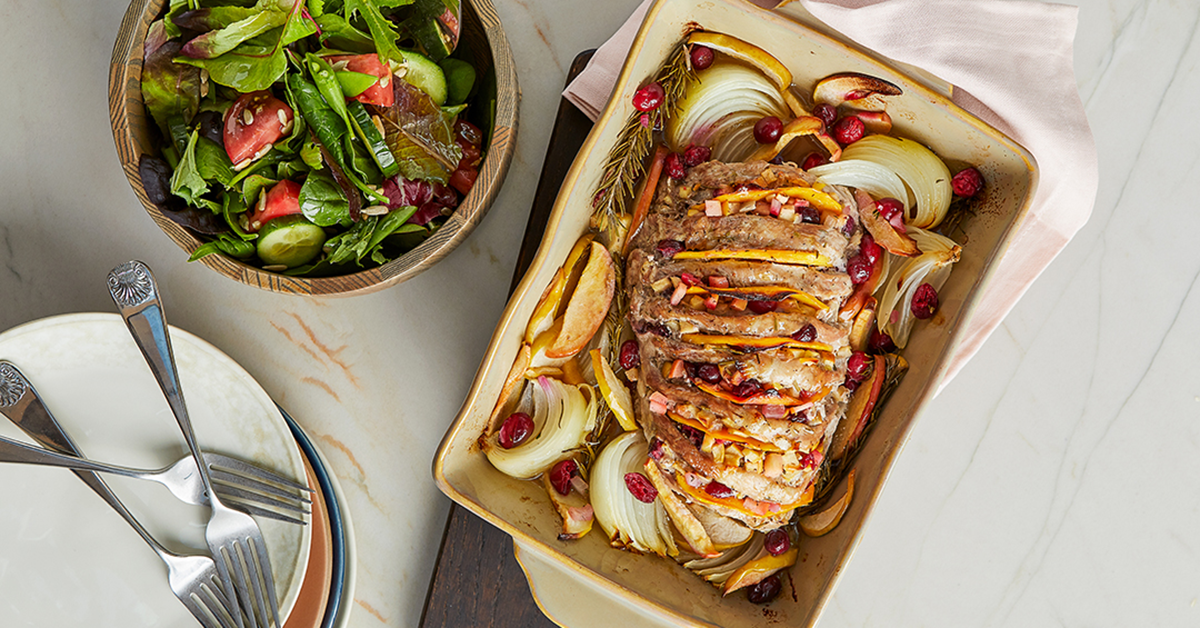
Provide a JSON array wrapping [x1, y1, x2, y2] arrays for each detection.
[[563, 0, 1098, 388]]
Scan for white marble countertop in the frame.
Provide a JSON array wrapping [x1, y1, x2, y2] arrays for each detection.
[[0, 0, 1195, 626]]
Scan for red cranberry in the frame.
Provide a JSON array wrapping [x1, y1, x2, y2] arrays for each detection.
[[765, 529, 791, 556], [952, 167, 983, 197], [648, 438, 665, 461], [798, 206, 821, 224], [619, 340, 640, 370], [677, 424, 704, 448], [791, 324, 817, 343], [656, 239, 684, 258], [842, 215, 856, 237], [498, 412, 534, 449], [801, 152, 828, 171], [732, 380, 762, 399], [704, 481, 736, 499], [868, 328, 896, 354], [549, 459, 578, 495], [812, 103, 837, 127], [860, 232, 882, 265], [683, 144, 711, 167], [832, 115, 865, 145], [748, 299, 777, 314], [911, 282, 939, 320], [696, 363, 722, 384], [665, 152, 686, 179], [624, 472, 658, 503], [846, 254, 872, 284], [846, 351, 871, 382], [747, 574, 782, 604], [690, 45, 714, 70], [632, 82, 665, 112], [876, 197, 904, 221], [753, 116, 783, 144]]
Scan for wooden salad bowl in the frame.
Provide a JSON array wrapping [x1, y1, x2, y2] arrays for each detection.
[[109, 0, 519, 296]]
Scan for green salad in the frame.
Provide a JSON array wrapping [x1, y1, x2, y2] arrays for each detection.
[[138, 0, 488, 275]]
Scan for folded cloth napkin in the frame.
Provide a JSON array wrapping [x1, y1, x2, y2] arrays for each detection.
[[563, 0, 1098, 389]]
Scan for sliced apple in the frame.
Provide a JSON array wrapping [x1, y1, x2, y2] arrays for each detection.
[[722, 546, 798, 595], [848, 297, 878, 352], [851, 110, 893, 135], [542, 472, 595, 540], [798, 469, 855, 537], [783, 87, 810, 118], [591, 348, 637, 431], [490, 343, 531, 427], [673, 249, 831, 267], [689, 505, 754, 551], [746, 116, 842, 163], [687, 31, 792, 92], [856, 189, 919, 257], [813, 72, 902, 112], [644, 460, 718, 557], [526, 269, 565, 345], [830, 355, 886, 461], [546, 241, 615, 359], [556, 233, 597, 319]]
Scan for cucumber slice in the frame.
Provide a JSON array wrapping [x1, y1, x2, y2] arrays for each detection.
[[439, 58, 476, 106], [256, 215, 326, 268], [347, 100, 400, 177], [407, 17, 454, 62], [397, 49, 447, 106]]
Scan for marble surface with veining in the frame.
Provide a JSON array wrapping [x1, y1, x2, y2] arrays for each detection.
[[0, 0, 1196, 626]]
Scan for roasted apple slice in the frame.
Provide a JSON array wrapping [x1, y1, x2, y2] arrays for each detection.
[[591, 349, 637, 431], [722, 545, 798, 595], [542, 466, 595, 540], [644, 460, 718, 557], [798, 469, 855, 537], [852, 110, 893, 135], [746, 116, 842, 163], [546, 241, 616, 359], [489, 343, 532, 426], [687, 31, 792, 92], [848, 297, 878, 352], [813, 72, 902, 112], [830, 355, 886, 461], [856, 190, 919, 257]]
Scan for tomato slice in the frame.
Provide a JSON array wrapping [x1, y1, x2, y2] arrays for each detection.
[[325, 54, 394, 107], [449, 167, 478, 196], [223, 91, 294, 167], [247, 180, 303, 231]]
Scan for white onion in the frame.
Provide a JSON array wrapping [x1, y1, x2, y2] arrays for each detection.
[[875, 228, 962, 348], [841, 135, 953, 229], [590, 431, 678, 557], [665, 62, 789, 162], [485, 377, 598, 479], [808, 160, 910, 211]]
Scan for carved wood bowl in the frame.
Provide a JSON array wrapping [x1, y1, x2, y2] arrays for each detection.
[[110, 0, 519, 296]]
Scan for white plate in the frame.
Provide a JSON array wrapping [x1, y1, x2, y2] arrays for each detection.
[[0, 312, 310, 627]]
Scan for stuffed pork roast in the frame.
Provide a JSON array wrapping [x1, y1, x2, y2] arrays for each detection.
[[625, 159, 861, 532]]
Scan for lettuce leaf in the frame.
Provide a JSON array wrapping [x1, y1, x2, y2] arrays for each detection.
[[377, 81, 462, 183]]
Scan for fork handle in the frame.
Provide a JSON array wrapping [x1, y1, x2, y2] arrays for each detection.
[[0, 362, 172, 559], [108, 261, 220, 499]]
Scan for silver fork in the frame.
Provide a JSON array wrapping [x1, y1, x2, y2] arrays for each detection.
[[109, 261, 280, 628], [0, 360, 311, 525], [0, 362, 238, 627]]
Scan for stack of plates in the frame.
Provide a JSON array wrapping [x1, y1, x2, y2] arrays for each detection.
[[0, 313, 355, 628]]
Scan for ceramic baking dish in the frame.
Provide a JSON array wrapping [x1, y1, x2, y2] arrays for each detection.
[[435, 0, 1037, 625]]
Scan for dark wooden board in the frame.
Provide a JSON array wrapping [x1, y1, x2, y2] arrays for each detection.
[[419, 51, 596, 628]]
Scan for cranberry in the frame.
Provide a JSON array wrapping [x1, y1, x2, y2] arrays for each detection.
[[748, 299, 777, 314], [860, 232, 882, 265], [791, 324, 817, 343], [696, 363, 722, 384], [683, 144, 711, 167], [846, 254, 872, 285], [911, 282, 939, 320], [876, 197, 904, 222], [952, 167, 983, 197], [801, 152, 828, 171], [497, 412, 534, 449], [765, 529, 791, 556], [868, 328, 896, 354], [656, 239, 684, 258], [677, 424, 704, 448], [632, 82, 665, 112], [732, 380, 762, 400], [812, 103, 837, 127], [690, 44, 714, 70], [648, 438, 666, 461], [798, 206, 821, 224], [619, 340, 641, 370], [753, 116, 783, 144], [704, 481, 736, 499], [846, 351, 871, 382], [549, 459, 578, 495], [832, 115, 865, 145], [842, 215, 857, 237], [683, 361, 700, 379], [624, 472, 658, 503], [747, 574, 782, 604], [664, 152, 686, 179]]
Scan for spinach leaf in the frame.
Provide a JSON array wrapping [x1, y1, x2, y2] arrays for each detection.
[[221, 192, 257, 239], [176, 0, 316, 92], [323, 205, 413, 265], [299, 171, 351, 226], [288, 74, 388, 205], [299, 137, 324, 169], [343, 0, 409, 64], [189, 233, 256, 261], [240, 173, 278, 206], [377, 81, 462, 183], [170, 130, 209, 204], [313, 13, 374, 52], [195, 137, 235, 186], [143, 40, 201, 139]]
